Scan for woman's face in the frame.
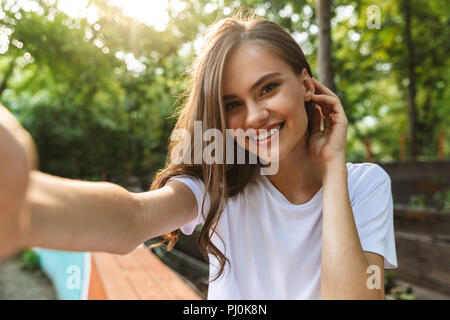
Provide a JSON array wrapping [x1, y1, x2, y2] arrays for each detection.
[[222, 42, 314, 163]]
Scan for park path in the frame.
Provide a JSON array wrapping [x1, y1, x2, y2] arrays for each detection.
[[0, 254, 56, 300]]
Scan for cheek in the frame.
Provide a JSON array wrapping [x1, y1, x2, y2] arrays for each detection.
[[289, 104, 309, 131], [226, 113, 243, 130], [226, 114, 247, 149], [275, 90, 309, 142], [271, 90, 304, 123]]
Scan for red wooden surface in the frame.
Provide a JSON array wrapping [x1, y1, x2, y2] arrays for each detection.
[[88, 247, 202, 300]]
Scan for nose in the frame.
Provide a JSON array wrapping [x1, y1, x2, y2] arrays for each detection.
[[245, 100, 269, 130]]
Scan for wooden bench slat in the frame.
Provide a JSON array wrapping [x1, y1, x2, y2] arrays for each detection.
[[88, 254, 108, 300], [92, 252, 140, 299], [114, 248, 175, 299], [132, 248, 202, 300], [90, 247, 202, 300]]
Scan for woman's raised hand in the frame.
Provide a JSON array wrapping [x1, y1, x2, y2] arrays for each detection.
[[308, 77, 348, 168]]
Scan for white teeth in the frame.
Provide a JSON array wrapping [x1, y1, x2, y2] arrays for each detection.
[[249, 124, 282, 141]]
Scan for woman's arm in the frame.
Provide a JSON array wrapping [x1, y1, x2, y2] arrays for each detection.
[[320, 161, 383, 299], [1, 103, 198, 257], [308, 78, 383, 299], [21, 172, 198, 255]]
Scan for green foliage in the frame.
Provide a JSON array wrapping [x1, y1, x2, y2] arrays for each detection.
[[0, 0, 448, 181], [433, 189, 450, 214], [384, 270, 417, 300], [19, 249, 40, 271], [386, 286, 416, 300], [407, 190, 450, 213], [409, 194, 427, 210]]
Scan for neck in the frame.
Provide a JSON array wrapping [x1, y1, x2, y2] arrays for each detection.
[[265, 133, 323, 205]]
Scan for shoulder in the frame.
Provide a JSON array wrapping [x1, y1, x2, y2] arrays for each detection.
[[167, 174, 206, 194], [167, 173, 211, 212], [347, 162, 390, 189], [346, 162, 391, 204], [347, 163, 398, 269], [346, 162, 390, 180]]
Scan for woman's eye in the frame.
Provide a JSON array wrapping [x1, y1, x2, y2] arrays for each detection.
[[261, 82, 279, 95], [225, 101, 242, 111]]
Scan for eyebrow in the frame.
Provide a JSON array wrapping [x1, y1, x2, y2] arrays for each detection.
[[223, 72, 282, 101]]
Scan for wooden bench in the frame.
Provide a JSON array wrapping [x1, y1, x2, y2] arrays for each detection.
[[380, 161, 450, 211], [88, 246, 202, 300]]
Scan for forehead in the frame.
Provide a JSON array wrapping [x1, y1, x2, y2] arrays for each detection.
[[222, 42, 292, 93]]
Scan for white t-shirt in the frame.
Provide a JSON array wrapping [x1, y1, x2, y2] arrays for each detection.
[[168, 162, 398, 299]]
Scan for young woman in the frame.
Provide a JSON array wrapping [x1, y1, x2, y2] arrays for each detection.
[[2, 16, 397, 300]]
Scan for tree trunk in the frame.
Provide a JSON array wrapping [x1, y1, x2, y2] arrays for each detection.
[[316, 0, 336, 92], [403, 0, 419, 159]]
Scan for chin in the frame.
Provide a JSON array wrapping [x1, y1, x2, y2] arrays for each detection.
[[255, 144, 286, 165]]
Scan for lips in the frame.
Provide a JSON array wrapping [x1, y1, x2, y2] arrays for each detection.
[[248, 122, 285, 142]]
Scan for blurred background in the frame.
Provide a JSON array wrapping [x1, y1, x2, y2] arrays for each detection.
[[0, 0, 449, 300]]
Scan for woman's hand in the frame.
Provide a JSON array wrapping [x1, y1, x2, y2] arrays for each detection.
[[0, 104, 38, 259], [308, 78, 348, 169], [0, 104, 38, 170]]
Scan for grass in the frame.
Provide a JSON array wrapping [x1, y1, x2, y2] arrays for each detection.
[[384, 270, 417, 300], [19, 248, 41, 271]]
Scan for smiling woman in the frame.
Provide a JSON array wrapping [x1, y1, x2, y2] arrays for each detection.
[[1, 9, 397, 300], [150, 14, 397, 300]]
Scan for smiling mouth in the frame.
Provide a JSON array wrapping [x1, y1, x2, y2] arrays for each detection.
[[248, 122, 285, 142]]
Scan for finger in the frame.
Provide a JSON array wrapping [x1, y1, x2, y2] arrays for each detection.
[[311, 94, 344, 115], [329, 113, 348, 125], [311, 94, 338, 103], [311, 77, 338, 98]]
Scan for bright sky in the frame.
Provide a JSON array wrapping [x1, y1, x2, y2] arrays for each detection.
[[58, 0, 171, 31]]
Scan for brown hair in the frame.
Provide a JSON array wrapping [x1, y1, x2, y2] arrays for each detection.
[[149, 13, 315, 282]]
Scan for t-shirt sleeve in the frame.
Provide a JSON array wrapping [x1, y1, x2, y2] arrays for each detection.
[[167, 174, 209, 235], [349, 163, 398, 269]]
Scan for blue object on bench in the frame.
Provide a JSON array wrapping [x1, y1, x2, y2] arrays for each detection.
[[34, 248, 91, 300]]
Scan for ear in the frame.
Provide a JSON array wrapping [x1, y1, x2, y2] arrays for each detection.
[[299, 69, 315, 102]]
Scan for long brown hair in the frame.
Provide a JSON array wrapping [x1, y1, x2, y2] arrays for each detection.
[[150, 13, 315, 282]]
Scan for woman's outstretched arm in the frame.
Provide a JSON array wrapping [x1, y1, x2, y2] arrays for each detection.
[[21, 172, 197, 255]]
